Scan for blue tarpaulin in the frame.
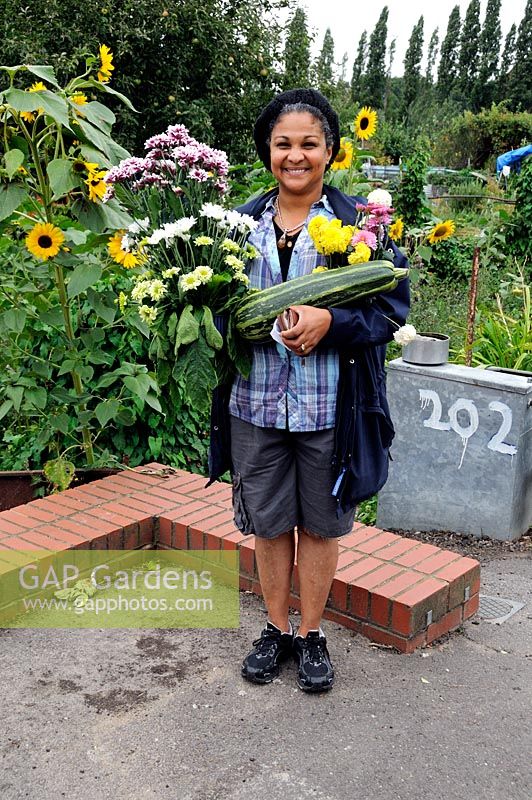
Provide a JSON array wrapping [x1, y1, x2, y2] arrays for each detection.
[[496, 144, 532, 175]]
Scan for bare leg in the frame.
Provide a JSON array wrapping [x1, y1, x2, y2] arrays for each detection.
[[254, 530, 295, 632], [297, 528, 338, 636]]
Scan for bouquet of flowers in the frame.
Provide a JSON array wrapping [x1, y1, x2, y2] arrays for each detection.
[[104, 124, 257, 412]]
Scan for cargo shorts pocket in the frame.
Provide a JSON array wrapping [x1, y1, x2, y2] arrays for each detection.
[[232, 472, 253, 535]]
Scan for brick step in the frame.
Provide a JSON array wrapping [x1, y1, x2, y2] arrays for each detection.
[[0, 463, 479, 651]]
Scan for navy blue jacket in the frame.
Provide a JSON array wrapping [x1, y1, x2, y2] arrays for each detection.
[[206, 184, 410, 517]]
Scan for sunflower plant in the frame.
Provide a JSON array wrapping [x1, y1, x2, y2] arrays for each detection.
[[327, 106, 378, 195], [0, 52, 160, 482]]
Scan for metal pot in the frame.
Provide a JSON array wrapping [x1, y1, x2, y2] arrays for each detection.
[[401, 333, 450, 366]]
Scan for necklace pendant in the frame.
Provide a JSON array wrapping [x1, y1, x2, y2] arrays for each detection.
[[286, 240, 293, 248], [277, 233, 287, 249]]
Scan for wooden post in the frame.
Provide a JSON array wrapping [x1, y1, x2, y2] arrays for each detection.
[[465, 246, 480, 367]]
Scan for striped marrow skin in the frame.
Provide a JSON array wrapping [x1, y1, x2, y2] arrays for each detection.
[[234, 261, 408, 342]]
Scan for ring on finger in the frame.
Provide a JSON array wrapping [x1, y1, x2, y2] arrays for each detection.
[[299, 343, 306, 353]]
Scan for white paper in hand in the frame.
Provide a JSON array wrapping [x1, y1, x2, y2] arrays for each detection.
[[270, 319, 290, 350]]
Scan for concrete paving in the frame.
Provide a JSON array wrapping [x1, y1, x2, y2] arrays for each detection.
[[1, 553, 531, 800]]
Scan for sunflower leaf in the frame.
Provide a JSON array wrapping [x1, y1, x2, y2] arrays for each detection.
[[4, 149, 24, 179], [73, 101, 115, 135], [78, 78, 137, 112], [47, 158, 77, 200], [67, 263, 102, 298], [0, 183, 26, 222], [25, 65, 60, 88]]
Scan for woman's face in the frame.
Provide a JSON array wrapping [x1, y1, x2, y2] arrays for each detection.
[[269, 111, 332, 197]]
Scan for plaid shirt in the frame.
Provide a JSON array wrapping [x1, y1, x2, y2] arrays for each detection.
[[229, 194, 340, 431]]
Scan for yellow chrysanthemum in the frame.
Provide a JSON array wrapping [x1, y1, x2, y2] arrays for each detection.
[[354, 106, 378, 141], [117, 291, 128, 313], [347, 242, 371, 265], [388, 218, 404, 241], [330, 138, 353, 171], [427, 219, 455, 245], [85, 169, 108, 202], [194, 235, 214, 246], [20, 81, 47, 123], [308, 216, 354, 256], [25, 222, 65, 261], [98, 44, 115, 83], [107, 231, 142, 268], [312, 266, 329, 273]]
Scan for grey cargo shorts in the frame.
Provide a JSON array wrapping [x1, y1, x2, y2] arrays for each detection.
[[230, 414, 355, 540]]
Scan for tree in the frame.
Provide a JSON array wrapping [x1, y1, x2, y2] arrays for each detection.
[[363, 6, 389, 108], [351, 31, 368, 102], [497, 23, 516, 101], [437, 6, 461, 100], [473, 0, 501, 110], [383, 38, 396, 116], [0, 0, 286, 162], [282, 7, 311, 90], [508, 0, 532, 110], [402, 16, 424, 114], [457, 0, 481, 99], [315, 28, 336, 97], [426, 28, 439, 83]]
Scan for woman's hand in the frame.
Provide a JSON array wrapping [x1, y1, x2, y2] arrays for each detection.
[[280, 305, 332, 356]]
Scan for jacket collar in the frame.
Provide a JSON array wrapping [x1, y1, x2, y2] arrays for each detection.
[[237, 184, 366, 226]]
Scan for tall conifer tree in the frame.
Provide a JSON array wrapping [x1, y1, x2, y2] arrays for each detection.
[[282, 8, 311, 90], [315, 28, 335, 97], [351, 31, 367, 102], [473, 0, 501, 109], [497, 22, 516, 101], [363, 6, 389, 108], [437, 6, 461, 100], [508, 0, 532, 110], [426, 28, 439, 83], [403, 16, 424, 113], [457, 0, 481, 98]]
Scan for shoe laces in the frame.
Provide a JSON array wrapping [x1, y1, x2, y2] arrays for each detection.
[[252, 628, 283, 653], [302, 634, 327, 664]]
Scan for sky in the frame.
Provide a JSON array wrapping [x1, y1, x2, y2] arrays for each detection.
[[299, 0, 528, 77]]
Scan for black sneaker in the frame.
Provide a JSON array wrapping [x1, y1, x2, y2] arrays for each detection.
[[293, 630, 334, 692], [241, 622, 293, 684]]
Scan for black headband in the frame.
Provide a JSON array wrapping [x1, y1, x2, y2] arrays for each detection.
[[253, 88, 341, 171]]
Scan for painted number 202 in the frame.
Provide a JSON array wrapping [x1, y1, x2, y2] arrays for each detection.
[[419, 389, 517, 469]]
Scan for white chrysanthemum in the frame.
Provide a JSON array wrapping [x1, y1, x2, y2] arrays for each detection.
[[221, 238, 240, 253], [193, 265, 213, 283], [121, 233, 132, 252], [194, 235, 214, 246], [367, 188, 393, 207], [131, 280, 152, 302], [224, 254, 245, 271], [179, 273, 201, 292], [146, 228, 166, 245], [128, 217, 150, 234], [393, 324, 417, 346], [138, 304, 158, 324], [223, 209, 258, 233], [162, 266, 181, 278], [200, 202, 226, 220], [147, 279, 167, 301]]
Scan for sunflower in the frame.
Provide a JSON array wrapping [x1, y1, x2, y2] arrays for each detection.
[[85, 168, 108, 202], [97, 44, 115, 83], [330, 138, 353, 171], [427, 219, 455, 245], [107, 231, 142, 268], [71, 92, 88, 106], [26, 222, 65, 260], [354, 106, 377, 141], [20, 81, 47, 123], [388, 217, 404, 241]]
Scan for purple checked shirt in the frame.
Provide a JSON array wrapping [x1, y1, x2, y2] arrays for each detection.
[[229, 194, 339, 431]]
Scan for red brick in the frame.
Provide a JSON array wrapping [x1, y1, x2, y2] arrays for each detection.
[[434, 557, 480, 609], [141, 486, 191, 504], [89, 478, 133, 495], [393, 543, 442, 567], [220, 531, 246, 551], [463, 593, 479, 620], [122, 496, 169, 516], [392, 577, 449, 636], [59, 517, 117, 538], [322, 607, 364, 633], [188, 482, 233, 505], [370, 571, 425, 627], [426, 606, 463, 644], [336, 550, 365, 571], [84, 507, 139, 529], [138, 520, 153, 546], [239, 575, 252, 591], [165, 475, 208, 494], [123, 525, 140, 549], [71, 483, 117, 502], [204, 531, 223, 552], [56, 489, 101, 508], [355, 531, 401, 555], [372, 536, 421, 561], [350, 563, 404, 619], [239, 537, 256, 577], [337, 556, 384, 584], [330, 575, 348, 611], [413, 550, 463, 575], [154, 474, 205, 492], [17, 530, 63, 550], [126, 493, 184, 513], [190, 509, 234, 547], [42, 494, 91, 513], [0, 535, 55, 551], [17, 505, 59, 524], [158, 517, 173, 547], [207, 521, 240, 538], [361, 621, 426, 654], [340, 527, 385, 550], [0, 518, 25, 536], [0, 510, 34, 529], [29, 525, 88, 549], [160, 500, 210, 522]]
